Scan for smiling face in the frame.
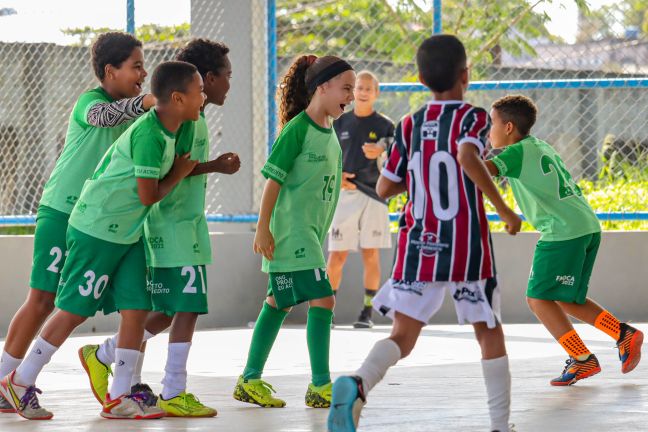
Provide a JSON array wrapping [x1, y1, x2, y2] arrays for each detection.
[[320, 69, 356, 119], [353, 75, 379, 111], [172, 72, 206, 121], [108, 47, 147, 99]]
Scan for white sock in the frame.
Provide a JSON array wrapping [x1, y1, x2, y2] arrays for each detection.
[[13, 337, 58, 386], [355, 338, 401, 395], [97, 330, 155, 367], [161, 342, 191, 400], [97, 334, 118, 365], [482, 355, 511, 432], [130, 351, 145, 386], [110, 348, 140, 398], [0, 351, 22, 379]]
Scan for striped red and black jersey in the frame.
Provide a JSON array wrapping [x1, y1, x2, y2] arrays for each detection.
[[382, 101, 496, 282]]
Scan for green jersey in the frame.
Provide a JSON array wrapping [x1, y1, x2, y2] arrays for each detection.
[[69, 109, 176, 245], [40, 87, 132, 214], [490, 135, 600, 241], [144, 112, 211, 267], [261, 111, 342, 273]]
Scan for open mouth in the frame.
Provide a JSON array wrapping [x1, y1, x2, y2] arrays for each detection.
[[135, 82, 143, 91], [339, 103, 347, 111]]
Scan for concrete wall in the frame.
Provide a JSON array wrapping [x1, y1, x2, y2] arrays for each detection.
[[0, 231, 646, 337]]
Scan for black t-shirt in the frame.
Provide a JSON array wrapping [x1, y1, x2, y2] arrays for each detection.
[[333, 111, 395, 202]]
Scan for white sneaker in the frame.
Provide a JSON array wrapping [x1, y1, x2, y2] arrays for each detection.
[[0, 371, 53, 420], [101, 392, 165, 419]]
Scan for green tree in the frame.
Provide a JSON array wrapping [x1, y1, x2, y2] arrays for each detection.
[[62, 23, 190, 47]]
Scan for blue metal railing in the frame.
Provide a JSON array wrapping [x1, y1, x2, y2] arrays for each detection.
[[380, 78, 648, 93], [1, 212, 646, 226], [126, 0, 135, 34]]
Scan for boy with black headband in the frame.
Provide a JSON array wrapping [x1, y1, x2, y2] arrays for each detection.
[[233, 55, 355, 409]]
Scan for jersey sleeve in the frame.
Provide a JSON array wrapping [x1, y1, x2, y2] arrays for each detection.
[[489, 142, 524, 179], [457, 107, 491, 155], [72, 91, 109, 127], [132, 129, 166, 179], [261, 122, 304, 185], [382, 117, 408, 182]]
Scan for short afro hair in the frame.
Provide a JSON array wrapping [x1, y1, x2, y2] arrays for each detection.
[[175, 38, 230, 78], [492, 95, 538, 136], [416, 34, 467, 93], [151, 61, 199, 102], [91, 32, 142, 81]]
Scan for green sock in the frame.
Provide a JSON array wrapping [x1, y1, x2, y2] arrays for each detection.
[[307, 306, 333, 386], [242, 302, 288, 380]]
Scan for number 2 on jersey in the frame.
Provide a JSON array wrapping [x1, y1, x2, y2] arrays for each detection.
[[540, 155, 580, 199]]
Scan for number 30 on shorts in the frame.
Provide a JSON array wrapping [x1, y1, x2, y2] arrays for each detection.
[[78, 270, 109, 300]]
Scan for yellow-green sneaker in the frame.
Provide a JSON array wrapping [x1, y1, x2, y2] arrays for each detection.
[[157, 391, 217, 417], [78, 344, 111, 404], [305, 382, 332, 408], [233, 376, 285, 408]]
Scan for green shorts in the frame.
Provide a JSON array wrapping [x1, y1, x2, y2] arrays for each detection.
[[55, 227, 150, 317], [527, 232, 601, 304], [29, 205, 70, 293], [267, 268, 333, 310], [149, 265, 209, 316]]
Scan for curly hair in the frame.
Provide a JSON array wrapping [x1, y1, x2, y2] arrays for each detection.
[[278, 55, 346, 127], [175, 38, 230, 78], [492, 94, 538, 136], [91, 32, 142, 81]]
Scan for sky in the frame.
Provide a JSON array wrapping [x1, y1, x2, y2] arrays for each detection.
[[0, 0, 622, 45]]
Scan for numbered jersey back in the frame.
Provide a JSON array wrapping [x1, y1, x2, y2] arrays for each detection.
[[383, 101, 495, 282]]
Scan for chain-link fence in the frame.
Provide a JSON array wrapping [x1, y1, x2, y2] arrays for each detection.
[[275, 0, 647, 226], [0, 0, 268, 221], [0, 1, 646, 225]]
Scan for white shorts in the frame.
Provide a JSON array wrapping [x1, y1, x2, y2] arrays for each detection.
[[328, 190, 392, 252], [372, 278, 502, 329]]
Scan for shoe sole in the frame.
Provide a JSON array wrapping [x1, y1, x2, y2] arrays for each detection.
[[78, 347, 106, 405], [327, 377, 360, 432], [622, 330, 643, 374], [0, 408, 17, 413], [100, 411, 165, 420], [352, 322, 373, 329], [550, 366, 601, 386], [0, 379, 53, 420], [233, 388, 285, 408], [164, 410, 218, 418]]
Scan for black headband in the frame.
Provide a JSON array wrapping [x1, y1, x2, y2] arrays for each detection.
[[306, 60, 353, 93]]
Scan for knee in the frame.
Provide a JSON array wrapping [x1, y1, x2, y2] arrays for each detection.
[[310, 295, 335, 310], [328, 252, 348, 268], [27, 290, 56, 316], [526, 296, 538, 311]]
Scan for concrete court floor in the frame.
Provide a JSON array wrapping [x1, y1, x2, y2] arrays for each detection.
[[1, 323, 647, 432]]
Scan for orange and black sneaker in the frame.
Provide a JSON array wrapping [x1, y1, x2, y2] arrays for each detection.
[[617, 323, 643, 374], [550, 354, 601, 386]]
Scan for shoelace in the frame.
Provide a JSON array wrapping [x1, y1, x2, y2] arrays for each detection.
[[560, 357, 576, 375], [19, 386, 43, 411], [126, 392, 153, 410], [131, 384, 158, 406], [256, 380, 277, 396]]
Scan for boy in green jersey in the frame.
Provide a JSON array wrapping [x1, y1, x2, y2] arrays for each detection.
[[0, 32, 155, 413], [485, 95, 643, 386], [79, 39, 240, 418], [0, 61, 205, 420], [233, 54, 355, 409]]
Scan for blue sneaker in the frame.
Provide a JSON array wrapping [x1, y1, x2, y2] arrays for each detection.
[[550, 354, 601, 386], [327, 376, 366, 432]]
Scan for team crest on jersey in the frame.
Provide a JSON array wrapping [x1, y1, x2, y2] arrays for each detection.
[[194, 138, 207, 148], [340, 131, 350, 140], [193, 243, 200, 254], [108, 223, 119, 233], [66, 195, 78, 205], [368, 131, 377, 141], [453, 285, 485, 303], [420, 120, 439, 140], [76, 201, 87, 214], [294, 247, 306, 259], [411, 232, 448, 257]]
